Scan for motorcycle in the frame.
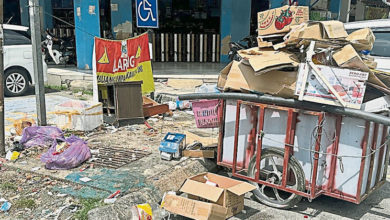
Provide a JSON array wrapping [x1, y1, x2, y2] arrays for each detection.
[[42, 30, 76, 65], [228, 35, 258, 62]]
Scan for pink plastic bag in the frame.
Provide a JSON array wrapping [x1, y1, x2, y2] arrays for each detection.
[[40, 135, 91, 170], [20, 126, 64, 148]]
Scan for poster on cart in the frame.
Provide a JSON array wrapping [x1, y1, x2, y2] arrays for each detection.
[[92, 33, 155, 101]]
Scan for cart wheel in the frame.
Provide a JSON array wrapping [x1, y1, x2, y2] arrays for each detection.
[[248, 147, 305, 209]]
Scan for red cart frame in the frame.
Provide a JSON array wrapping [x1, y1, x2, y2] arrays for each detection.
[[217, 100, 390, 204]]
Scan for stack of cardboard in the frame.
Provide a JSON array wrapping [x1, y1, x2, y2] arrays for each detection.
[[219, 5, 389, 110]]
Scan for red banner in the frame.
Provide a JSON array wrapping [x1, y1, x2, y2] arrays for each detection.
[[93, 33, 154, 94]]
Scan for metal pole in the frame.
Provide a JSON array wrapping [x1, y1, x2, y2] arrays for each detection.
[[29, 0, 47, 125], [0, 0, 6, 156], [179, 93, 390, 127]]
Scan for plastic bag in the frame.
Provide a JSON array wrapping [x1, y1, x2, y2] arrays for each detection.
[[40, 135, 91, 170], [19, 126, 64, 148]]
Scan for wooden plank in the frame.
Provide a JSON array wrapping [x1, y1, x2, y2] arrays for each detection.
[[183, 150, 214, 158]]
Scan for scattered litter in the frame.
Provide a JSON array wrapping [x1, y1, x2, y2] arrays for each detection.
[[56, 193, 67, 197], [0, 201, 11, 212], [104, 198, 117, 204], [80, 177, 92, 183], [107, 190, 121, 199], [5, 151, 20, 161], [159, 133, 186, 161], [31, 167, 40, 171]]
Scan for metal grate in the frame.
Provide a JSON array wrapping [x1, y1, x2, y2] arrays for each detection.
[[87, 146, 151, 169]]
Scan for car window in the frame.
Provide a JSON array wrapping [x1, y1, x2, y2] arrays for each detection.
[[3, 29, 32, 46], [370, 31, 390, 57]]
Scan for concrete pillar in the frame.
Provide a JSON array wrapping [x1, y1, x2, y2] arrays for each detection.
[[110, 0, 133, 39], [20, 0, 29, 27], [329, 0, 341, 20], [74, 0, 100, 70], [220, 0, 251, 63], [355, 0, 365, 21], [339, 0, 351, 22], [270, 0, 284, 8], [20, 0, 53, 29]]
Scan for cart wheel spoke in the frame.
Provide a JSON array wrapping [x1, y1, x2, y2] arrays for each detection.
[[261, 184, 266, 194], [273, 188, 284, 202], [270, 157, 279, 173]]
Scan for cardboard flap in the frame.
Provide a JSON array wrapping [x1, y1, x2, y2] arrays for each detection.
[[224, 61, 250, 91], [163, 194, 227, 220], [180, 179, 224, 203], [320, 20, 348, 39], [227, 182, 257, 196]]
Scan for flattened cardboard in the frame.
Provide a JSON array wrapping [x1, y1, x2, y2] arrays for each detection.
[[346, 28, 375, 51], [332, 44, 370, 72], [257, 37, 273, 48], [258, 6, 309, 36], [184, 131, 218, 147], [163, 194, 227, 220], [218, 61, 250, 91], [293, 20, 348, 42], [295, 63, 368, 109], [239, 62, 297, 98], [227, 183, 257, 196], [238, 48, 299, 75], [320, 20, 348, 39], [183, 150, 215, 158]]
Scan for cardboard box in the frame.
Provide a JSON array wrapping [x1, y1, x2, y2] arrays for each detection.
[[258, 6, 309, 36], [164, 172, 256, 219], [183, 150, 215, 158], [218, 61, 250, 92], [163, 194, 227, 220], [295, 63, 369, 109], [332, 44, 370, 72], [346, 28, 375, 51]]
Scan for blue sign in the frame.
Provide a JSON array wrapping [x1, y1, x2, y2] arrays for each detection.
[[136, 0, 159, 28]]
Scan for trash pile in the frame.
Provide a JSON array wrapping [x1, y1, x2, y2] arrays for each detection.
[[219, 5, 390, 111], [6, 124, 91, 170]]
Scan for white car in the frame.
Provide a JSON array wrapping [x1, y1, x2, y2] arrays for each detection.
[[3, 24, 47, 96], [344, 19, 390, 72]]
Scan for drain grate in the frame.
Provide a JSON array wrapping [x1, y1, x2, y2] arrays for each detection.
[[87, 146, 151, 169]]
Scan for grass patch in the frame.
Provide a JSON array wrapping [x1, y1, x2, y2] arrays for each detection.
[[72, 89, 93, 96], [14, 198, 36, 209], [0, 182, 17, 191], [73, 198, 103, 220], [45, 85, 68, 91]]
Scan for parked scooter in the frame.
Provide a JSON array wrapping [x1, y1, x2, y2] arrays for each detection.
[[42, 30, 76, 65], [228, 35, 258, 62]]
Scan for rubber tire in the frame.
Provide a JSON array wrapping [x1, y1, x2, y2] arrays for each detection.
[[4, 68, 30, 97], [248, 147, 305, 209]]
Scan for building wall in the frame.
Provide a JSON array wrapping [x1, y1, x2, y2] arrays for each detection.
[[73, 0, 100, 69], [220, 0, 251, 63], [110, 0, 133, 39]]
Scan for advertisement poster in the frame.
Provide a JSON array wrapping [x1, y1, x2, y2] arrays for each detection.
[[92, 33, 155, 101]]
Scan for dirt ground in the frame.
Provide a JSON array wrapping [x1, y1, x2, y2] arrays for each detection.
[[0, 81, 219, 219]]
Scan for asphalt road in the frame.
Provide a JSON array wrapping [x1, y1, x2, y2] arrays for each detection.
[[232, 171, 390, 220]]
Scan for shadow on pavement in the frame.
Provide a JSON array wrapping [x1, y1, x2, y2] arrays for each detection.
[[289, 181, 390, 219]]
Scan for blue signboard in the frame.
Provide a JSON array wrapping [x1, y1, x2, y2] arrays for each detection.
[[136, 0, 159, 28]]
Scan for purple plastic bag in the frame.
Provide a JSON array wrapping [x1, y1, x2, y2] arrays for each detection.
[[40, 135, 91, 170], [20, 126, 64, 148]]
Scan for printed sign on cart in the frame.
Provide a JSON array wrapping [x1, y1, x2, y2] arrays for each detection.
[[136, 0, 159, 28], [92, 33, 155, 97]]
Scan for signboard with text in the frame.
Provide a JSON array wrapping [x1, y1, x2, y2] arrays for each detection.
[[93, 33, 155, 95], [136, 0, 159, 28]]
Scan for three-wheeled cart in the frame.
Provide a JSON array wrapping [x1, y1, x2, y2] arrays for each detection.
[[180, 93, 390, 209]]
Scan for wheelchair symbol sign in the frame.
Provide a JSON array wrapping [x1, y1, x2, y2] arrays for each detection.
[[136, 0, 159, 28]]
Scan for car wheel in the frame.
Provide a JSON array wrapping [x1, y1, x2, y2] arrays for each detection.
[[4, 68, 29, 97]]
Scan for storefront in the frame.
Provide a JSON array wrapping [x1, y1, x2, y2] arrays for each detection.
[[4, 0, 390, 69]]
